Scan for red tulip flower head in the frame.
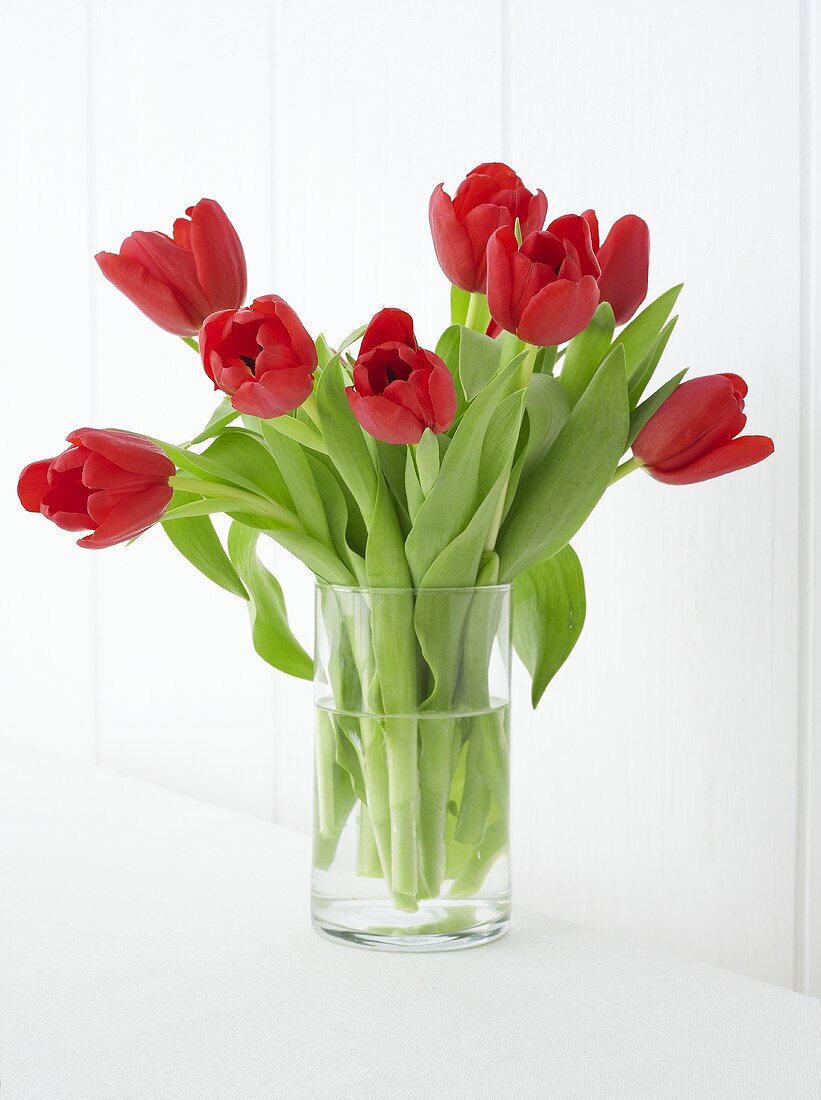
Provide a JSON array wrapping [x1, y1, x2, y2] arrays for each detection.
[[17, 429, 175, 548], [429, 163, 547, 293], [486, 215, 601, 347], [582, 210, 650, 325], [346, 308, 457, 445], [199, 295, 317, 420], [633, 374, 774, 484], [96, 199, 247, 336]]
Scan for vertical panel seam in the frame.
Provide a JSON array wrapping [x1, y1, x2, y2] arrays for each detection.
[[500, 0, 510, 160], [86, 0, 101, 769], [795, 0, 816, 994], [268, 0, 279, 824]]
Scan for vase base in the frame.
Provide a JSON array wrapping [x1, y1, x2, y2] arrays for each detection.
[[311, 897, 510, 952]]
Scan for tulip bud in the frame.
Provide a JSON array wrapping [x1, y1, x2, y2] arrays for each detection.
[[96, 199, 247, 336], [346, 308, 456, 445], [429, 163, 547, 293], [17, 429, 175, 548], [199, 295, 317, 419], [583, 210, 650, 325], [633, 373, 774, 484]]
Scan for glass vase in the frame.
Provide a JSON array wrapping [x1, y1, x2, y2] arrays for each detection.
[[311, 583, 512, 951]]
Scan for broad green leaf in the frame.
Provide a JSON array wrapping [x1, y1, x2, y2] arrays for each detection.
[[415, 429, 440, 495], [450, 285, 470, 326], [162, 490, 247, 599], [227, 523, 313, 680], [513, 544, 586, 707], [612, 284, 682, 377], [522, 374, 571, 474], [315, 333, 335, 368], [256, 419, 331, 545], [458, 326, 503, 401], [260, 413, 327, 453], [317, 358, 378, 523], [498, 344, 629, 580], [404, 454, 425, 522], [375, 440, 410, 532], [157, 438, 271, 498], [309, 457, 366, 583], [628, 368, 688, 446], [265, 528, 354, 585], [434, 324, 468, 416], [405, 359, 520, 585], [203, 429, 294, 511], [559, 302, 615, 406], [627, 316, 678, 408], [184, 396, 238, 446]]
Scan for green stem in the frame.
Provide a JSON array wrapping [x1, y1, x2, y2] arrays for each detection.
[[418, 717, 458, 896], [449, 819, 508, 898], [384, 716, 419, 901], [356, 804, 383, 878], [464, 291, 490, 333], [611, 455, 641, 484], [168, 474, 299, 528], [181, 336, 199, 352]]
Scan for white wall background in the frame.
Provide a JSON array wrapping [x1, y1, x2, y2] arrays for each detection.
[[2, 0, 818, 993]]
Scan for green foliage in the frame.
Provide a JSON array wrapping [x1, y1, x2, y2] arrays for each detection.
[[162, 490, 247, 599], [513, 545, 586, 707], [612, 284, 682, 377], [559, 302, 615, 407], [498, 344, 629, 580], [227, 523, 313, 679], [628, 368, 688, 446]]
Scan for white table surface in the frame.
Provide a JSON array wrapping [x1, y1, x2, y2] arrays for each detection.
[[2, 739, 820, 1099]]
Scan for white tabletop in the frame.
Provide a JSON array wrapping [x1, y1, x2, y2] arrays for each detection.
[[2, 739, 820, 1099]]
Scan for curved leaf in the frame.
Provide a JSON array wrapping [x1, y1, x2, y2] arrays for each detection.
[[162, 490, 247, 599]]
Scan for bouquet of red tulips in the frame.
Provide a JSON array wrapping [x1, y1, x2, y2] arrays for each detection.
[[18, 165, 774, 932]]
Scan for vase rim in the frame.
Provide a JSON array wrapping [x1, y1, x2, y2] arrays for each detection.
[[315, 582, 512, 595]]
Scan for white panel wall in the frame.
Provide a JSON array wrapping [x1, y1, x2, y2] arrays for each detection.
[[1, 0, 817, 991]]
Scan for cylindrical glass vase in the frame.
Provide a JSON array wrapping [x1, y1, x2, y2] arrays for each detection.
[[311, 584, 512, 951]]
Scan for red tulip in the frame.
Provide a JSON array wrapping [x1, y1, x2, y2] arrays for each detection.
[[633, 374, 774, 484], [199, 295, 317, 420], [582, 210, 649, 325], [96, 199, 247, 336], [429, 163, 547, 293], [17, 429, 174, 548], [346, 308, 456, 445], [486, 216, 601, 346]]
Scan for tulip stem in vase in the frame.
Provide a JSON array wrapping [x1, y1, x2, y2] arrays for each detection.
[[18, 165, 775, 952]]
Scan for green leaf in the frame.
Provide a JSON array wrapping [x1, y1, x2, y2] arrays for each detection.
[[612, 284, 682, 377], [404, 452, 425, 522], [374, 441, 410, 532], [256, 419, 331, 545], [415, 429, 440, 495], [317, 358, 378, 523], [627, 316, 678, 408], [259, 413, 327, 454], [513, 545, 586, 707], [498, 344, 629, 580], [458, 327, 503, 401], [157, 438, 272, 498], [434, 325, 467, 415], [315, 334, 335, 368], [405, 359, 520, 585], [628, 368, 688, 446], [337, 323, 367, 355], [184, 396, 238, 446], [450, 285, 470, 326], [162, 497, 269, 522], [309, 457, 366, 583], [227, 523, 313, 680], [161, 490, 247, 599], [522, 374, 571, 474], [203, 430, 294, 511], [559, 302, 615, 406]]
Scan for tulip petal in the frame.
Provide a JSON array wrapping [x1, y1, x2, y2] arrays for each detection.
[[486, 226, 519, 334], [596, 214, 650, 325], [429, 184, 480, 292], [427, 363, 458, 432], [78, 484, 173, 548], [81, 452, 157, 491], [645, 435, 774, 484], [346, 389, 424, 445], [121, 231, 210, 323], [517, 275, 600, 347], [17, 458, 54, 512], [547, 215, 600, 278], [460, 203, 511, 289], [189, 199, 247, 312], [360, 308, 417, 356], [67, 429, 174, 479], [95, 251, 199, 336], [522, 190, 548, 236], [581, 209, 600, 253], [231, 368, 314, 419]]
